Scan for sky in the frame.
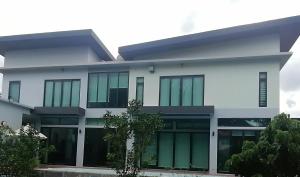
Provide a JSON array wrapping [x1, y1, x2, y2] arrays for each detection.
[[0, 0, 300, 116]]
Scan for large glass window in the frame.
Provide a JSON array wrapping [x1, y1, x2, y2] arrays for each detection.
[[142, 119, 210, 171], [44, 80, 80, 107], [259, 72, 267, 107], [8, 81, 21, 103], [136, 77, 144, 104], [87, 72, 129, 108], [217, 130, 261, 172], [159, 75, 204, 106]]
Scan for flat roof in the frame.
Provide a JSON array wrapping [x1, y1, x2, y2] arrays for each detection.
[[119, 15, 300, 60], [0, 29, 115, 61]]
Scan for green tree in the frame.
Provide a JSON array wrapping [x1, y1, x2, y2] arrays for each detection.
[[104, 100, 163, 177], [0, 125, 54, 177], [226, 113, 300, 177]]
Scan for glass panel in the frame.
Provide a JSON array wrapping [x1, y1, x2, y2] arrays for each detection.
[[119, 72, 129, 88], [109, 73, 119, 89], [98, 73, 108, 102], [170, 78, 180, 106], [62, 81, 71, 107], [176, 119, 210, 130], [136, 77, 144, 104], [41, 128, 78, 165], [109, 73, 119, 107], [71, 80, 80, 107], [193, 77, 204, 106], [41, 117, 60, 125], [174, 133, 190, 169], [44, 81, 54, 107], [182, 77, 193, 106], [160, 78, 170, 106], [84, 129, 109, 166], [142, 134, 157, 166], [259, 80, 267, 106], [217, 130, 231, 172], [218, 118, 271, 127], [85, 118, 105, 126], [60, 118, 79, 125], [9, 82, 20, 102], [158, 133, 173, 168], [88, 74, 98, 103], [191, 133, 209, 169], [53, 81, 62, 107]]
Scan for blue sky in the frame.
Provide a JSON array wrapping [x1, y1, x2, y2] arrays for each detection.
[[0, 0, 300, 116]]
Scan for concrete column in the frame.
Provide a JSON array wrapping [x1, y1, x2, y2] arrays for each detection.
[[209, 114, 218, 174], [76, 117, 86, 167]]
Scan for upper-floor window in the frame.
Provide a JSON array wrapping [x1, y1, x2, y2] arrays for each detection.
[[9, 81, 21, 103], [87, 72, 129, 108], [44, 79, 80, 107], [159, 75, 204, 106], [136, 77, 144, 105], [259, 72, 267, 107]]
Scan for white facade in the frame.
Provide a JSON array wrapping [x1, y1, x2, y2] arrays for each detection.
[[1, 17, 299, 174]]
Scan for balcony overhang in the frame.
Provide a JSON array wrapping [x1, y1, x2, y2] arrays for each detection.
[[33, 107, 85, 117], [142, 106, 214, 119]]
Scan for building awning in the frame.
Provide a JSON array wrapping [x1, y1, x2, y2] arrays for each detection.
[[33, 107, 85, 117], [142, 106, 214, 119]]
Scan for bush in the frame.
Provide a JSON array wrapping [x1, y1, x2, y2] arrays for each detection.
[[0, 125, 53, 177], [226, 113, 300, 177], [104, 100, 163, 177]]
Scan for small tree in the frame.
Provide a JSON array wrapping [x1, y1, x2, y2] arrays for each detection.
[[104, 100, 163, 177], [226, 113, 300, 177], [0, 125, 53, 177]]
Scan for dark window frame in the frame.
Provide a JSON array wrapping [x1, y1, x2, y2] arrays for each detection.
[[135, 77, 144, 105], [159, 75, 205, 106], [43, 79, 81, 107], [87, 71, 129, 108], [8, 81, 21, 103], [218, 118, 271, 127], [259, 72, 267, 107]]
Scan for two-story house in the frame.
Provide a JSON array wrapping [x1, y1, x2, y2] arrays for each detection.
[[0, 15, 300, 174]]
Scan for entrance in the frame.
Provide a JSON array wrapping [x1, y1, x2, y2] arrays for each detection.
[[83, 128, 109, 166], [41, 127, 78, 165]]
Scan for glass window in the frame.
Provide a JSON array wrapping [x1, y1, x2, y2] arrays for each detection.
[[218, 118, 271, 127], [182, 77, 192, 106], [217, 130, 261, 172], [62, 81, 72, 107], [87, 72, 129, 108], [41, 117, 78, 125], [44, 81, 54, 107], [171, 78, 180, 106], [259, 72, 267, 107], [97, 73, 108, 102], [8, 81, 20, 103], [159, 75, 204, 106], [53, 81, 62, 107], [88, 74, 98, 103], [160, 78, 170, 106], [136, 77, 144, 104], [193, 77, 204, 106], [44, 80, 80, 107], [85, 118, 105, 126]]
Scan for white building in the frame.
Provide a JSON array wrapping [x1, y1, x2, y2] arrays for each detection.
[[0, 16, 300, 174]]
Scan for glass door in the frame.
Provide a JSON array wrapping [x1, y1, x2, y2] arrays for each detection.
[[174, 133, 190, 169], [158, 133, 173, 168]]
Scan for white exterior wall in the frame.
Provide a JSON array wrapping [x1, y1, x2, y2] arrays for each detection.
[[0, 101, 31, 130], [4, 46, 101, 68], [128, 60, 280, 109], [137, 34, 280, 60]]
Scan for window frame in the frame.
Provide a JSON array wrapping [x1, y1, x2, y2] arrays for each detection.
[[259, 72, 267, 107], [43, 79, 81, 107], [87, 71, 129, 108], [8, 81, 21, 103], [159, 75, 205, 106], [136, 77, 144, 105]]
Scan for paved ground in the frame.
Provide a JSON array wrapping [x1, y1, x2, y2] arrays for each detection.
[[37, 166, 234, 177]]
